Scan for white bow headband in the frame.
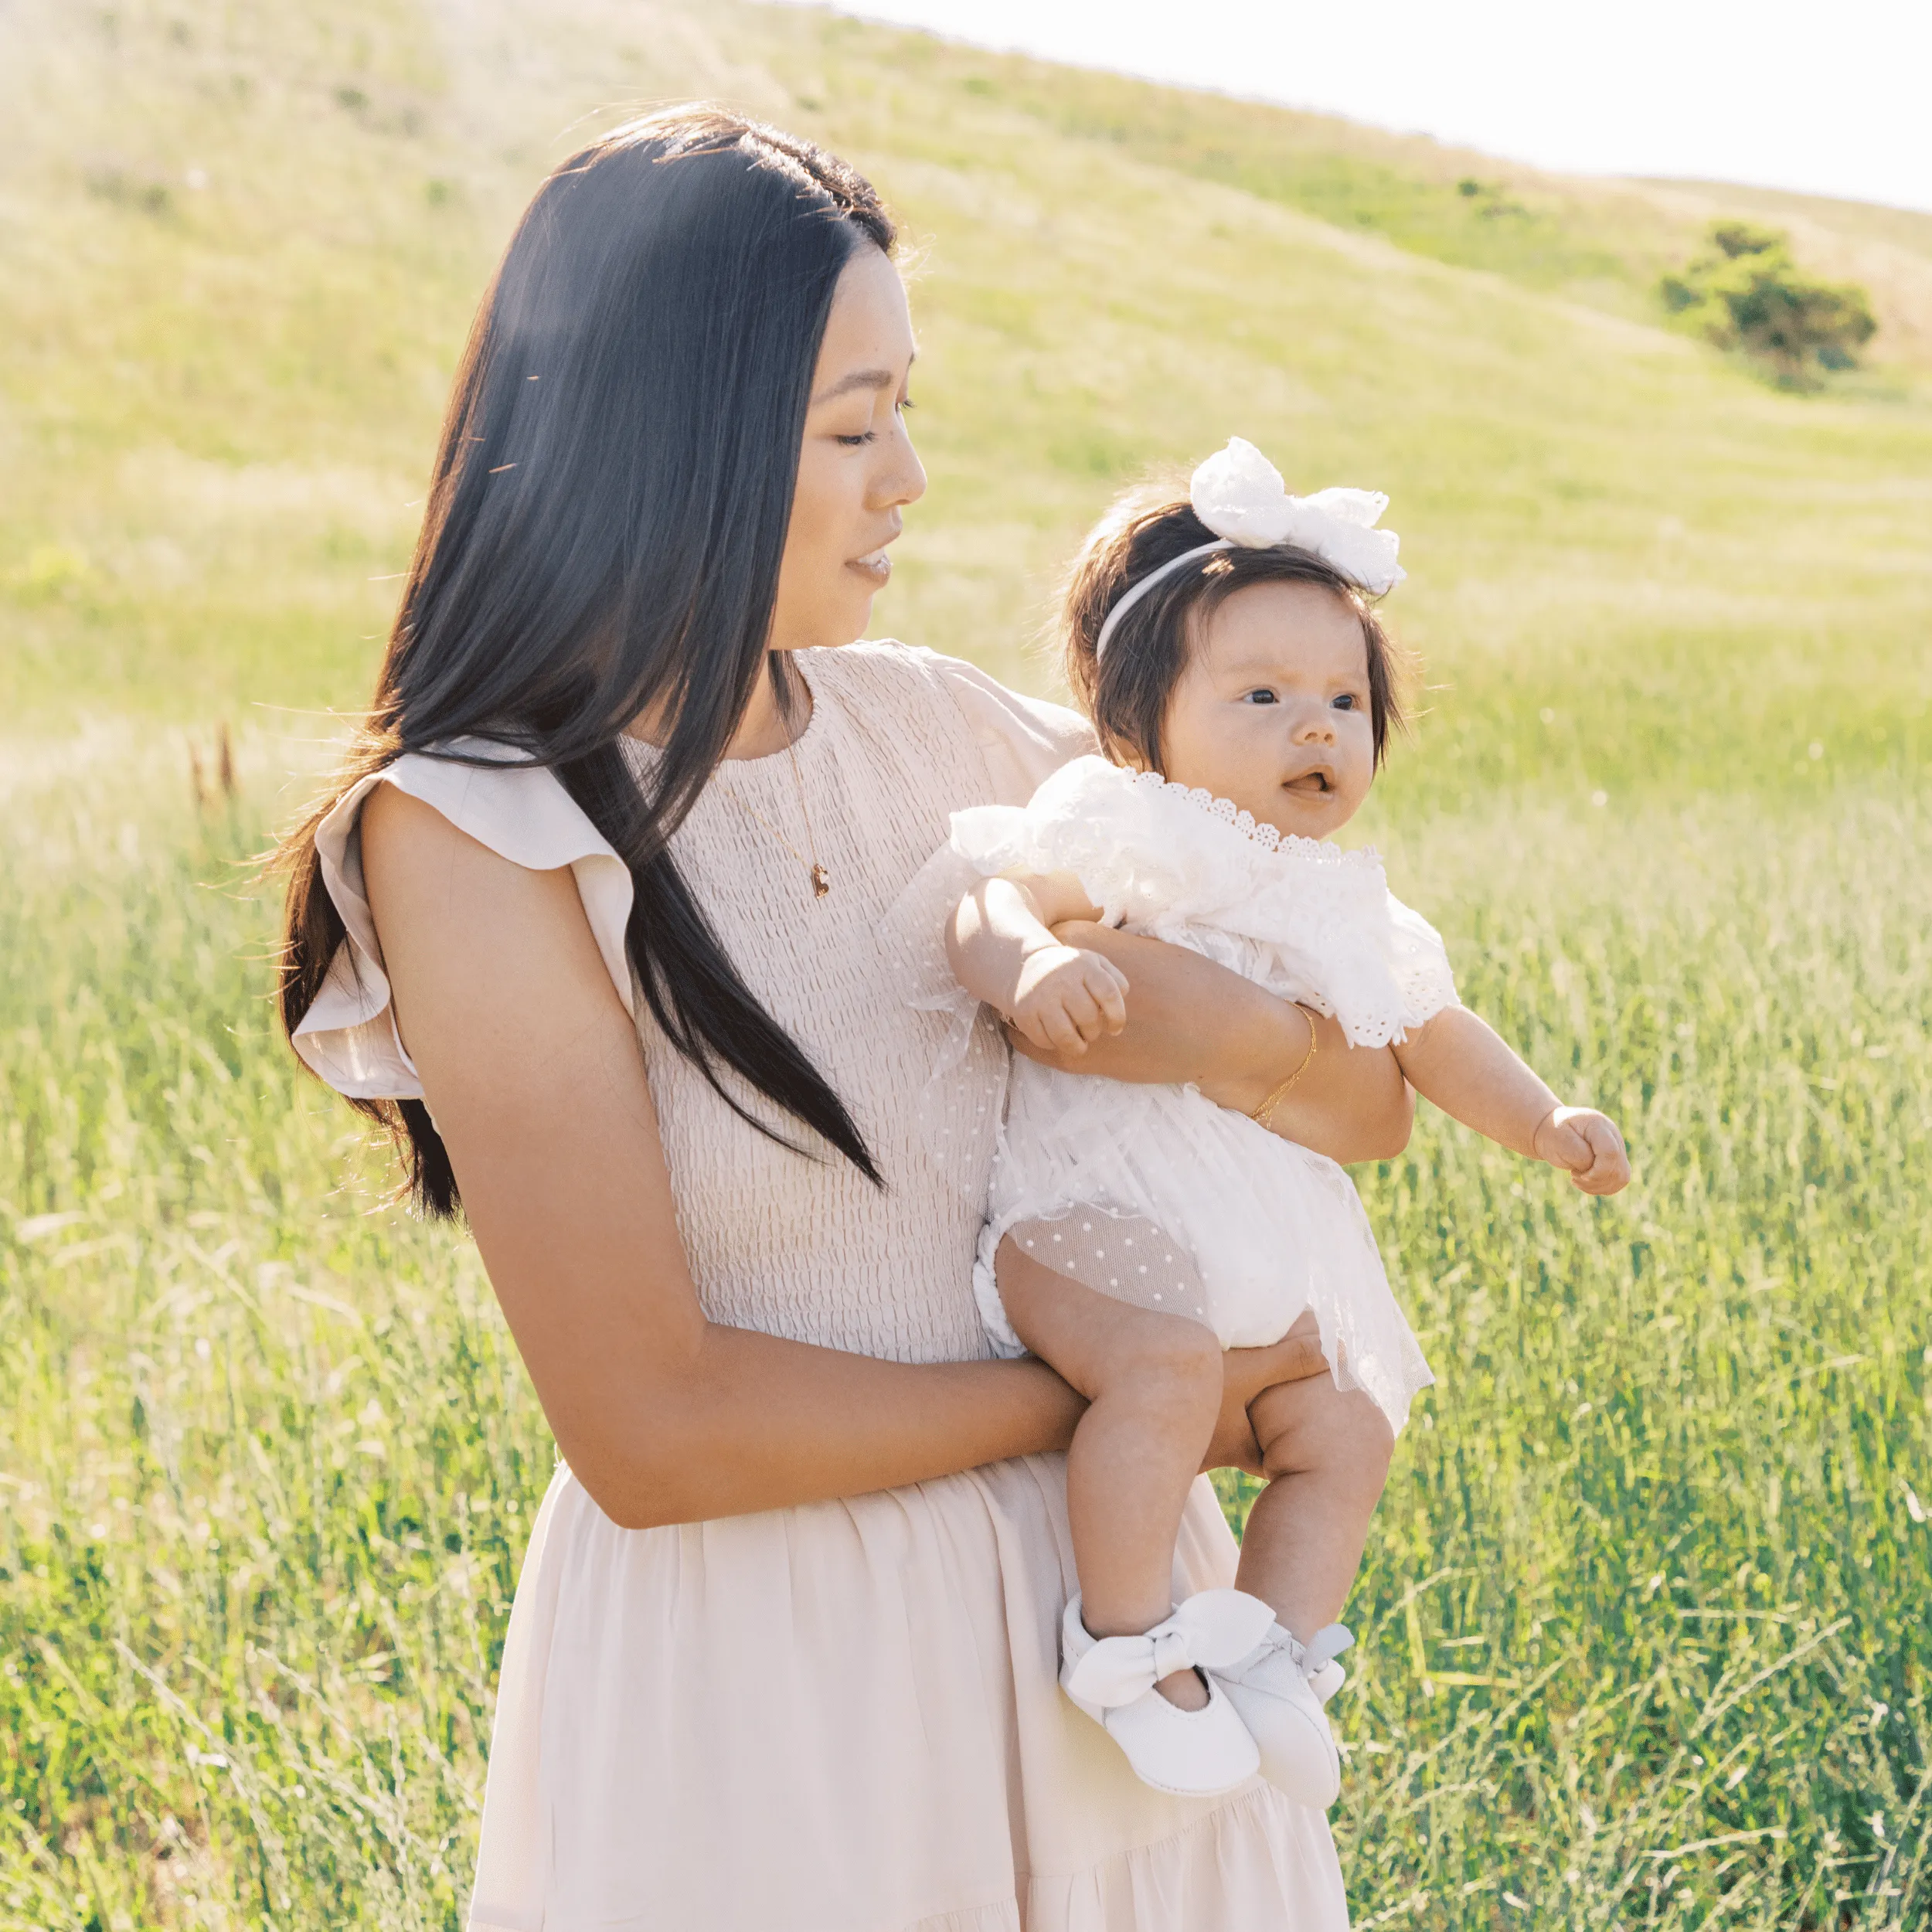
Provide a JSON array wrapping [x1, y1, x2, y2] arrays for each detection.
[[1094, 437, 1405, 658]]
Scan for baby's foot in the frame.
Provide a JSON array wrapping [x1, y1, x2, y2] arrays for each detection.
[[1209, 1622, 1352, 1808], [1058, 1591, 1274, 1798]]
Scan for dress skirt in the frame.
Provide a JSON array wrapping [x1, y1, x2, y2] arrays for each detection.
[[468, 1457, 1351, 1931]]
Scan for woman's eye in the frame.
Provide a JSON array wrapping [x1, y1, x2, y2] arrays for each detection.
[[835, 431, 876, 448]]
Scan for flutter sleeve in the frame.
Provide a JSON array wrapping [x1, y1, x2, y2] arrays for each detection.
[[291, 742, 636, 1100], [1241, 863, 1461, 1049], [1381, 891, 1461, 1032]]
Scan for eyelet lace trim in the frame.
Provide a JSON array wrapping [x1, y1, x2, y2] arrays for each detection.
[[1128, 768, 1383, 870]]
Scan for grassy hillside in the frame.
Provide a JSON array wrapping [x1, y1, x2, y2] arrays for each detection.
[[2, 0, 1927, 791], [2, 1, 1929, 1927]]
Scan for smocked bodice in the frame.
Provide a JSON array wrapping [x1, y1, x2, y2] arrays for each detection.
[[621, 646, 1020, 1363]]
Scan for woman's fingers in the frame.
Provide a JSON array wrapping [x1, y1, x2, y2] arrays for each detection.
[[1202, 1322, 1332, 1472], [1233, 1325, 1330, 1396]]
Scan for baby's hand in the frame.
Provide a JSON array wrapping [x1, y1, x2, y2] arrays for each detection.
[[1532, 1106, 1631, 1196], [1005, 945, 1129, 1056]]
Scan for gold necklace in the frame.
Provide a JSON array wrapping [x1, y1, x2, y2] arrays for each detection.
[[729, 737, 829, 900]]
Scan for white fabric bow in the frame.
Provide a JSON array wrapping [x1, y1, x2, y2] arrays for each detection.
[[1063, 1590, 1277, 1709], [1191, 437, 1406, 594]]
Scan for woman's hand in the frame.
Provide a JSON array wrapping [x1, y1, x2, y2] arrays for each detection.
[[1202, 1319, 1331, 1475], [1012, 921, 1414, 1167]]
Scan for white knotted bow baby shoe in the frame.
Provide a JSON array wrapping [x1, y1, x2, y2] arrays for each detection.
[[1060, 1589, 1276, 1797], [1209, 1621, 1353, 1808]]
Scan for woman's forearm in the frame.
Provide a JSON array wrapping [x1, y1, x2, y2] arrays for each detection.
[[1022, 922, 1413, 1165], [559, 1323, 1083, 1530], [1244, 1006, 1416, 1167]]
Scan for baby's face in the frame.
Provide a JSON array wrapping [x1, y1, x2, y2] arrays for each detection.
[[1158, 580, 1376, 842]]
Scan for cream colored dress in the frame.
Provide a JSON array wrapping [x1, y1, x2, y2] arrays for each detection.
[[292, 643, 1352, 1932]]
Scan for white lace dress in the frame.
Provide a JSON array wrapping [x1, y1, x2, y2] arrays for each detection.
[[291, 645, 1352, 1932], [899, 754, 1454, 1436]]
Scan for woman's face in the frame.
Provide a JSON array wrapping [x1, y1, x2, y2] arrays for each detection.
[[770, 246, 926, 651]]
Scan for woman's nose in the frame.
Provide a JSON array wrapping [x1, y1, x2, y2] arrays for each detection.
[[876, 416, 927, 510]]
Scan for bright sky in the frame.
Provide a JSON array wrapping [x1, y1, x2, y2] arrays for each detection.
[[775, 0, 1932, 214]]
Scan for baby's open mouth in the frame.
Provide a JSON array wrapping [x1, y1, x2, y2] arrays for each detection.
[[1283, 767, 1334, 795]]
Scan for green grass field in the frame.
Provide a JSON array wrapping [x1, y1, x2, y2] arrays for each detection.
[[2, 0, 1928, 1925]]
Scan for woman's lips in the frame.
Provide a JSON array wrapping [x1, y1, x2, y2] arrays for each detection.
[[847, 549, 893, 585]]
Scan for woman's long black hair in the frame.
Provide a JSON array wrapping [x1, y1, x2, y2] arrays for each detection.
[[277, 108, 892, 1216]]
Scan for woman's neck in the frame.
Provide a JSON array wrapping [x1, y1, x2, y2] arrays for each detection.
[[626, 651, 813, 760]]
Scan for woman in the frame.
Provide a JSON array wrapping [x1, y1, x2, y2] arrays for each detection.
[[280, 110, 1413, 1929]]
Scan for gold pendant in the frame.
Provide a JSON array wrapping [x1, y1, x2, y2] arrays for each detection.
[[811, 862, 831, 900]]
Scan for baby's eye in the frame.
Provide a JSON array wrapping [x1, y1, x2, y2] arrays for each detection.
[[1331, 692, 1359, 712], [1240, 689, 1278, 706]]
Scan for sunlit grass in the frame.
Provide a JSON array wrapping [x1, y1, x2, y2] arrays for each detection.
[[5, 745, 1927, 1928], [0, 745, 530, 1928]]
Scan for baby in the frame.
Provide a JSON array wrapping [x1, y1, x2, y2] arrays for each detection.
[[936, 440, 1629, 1806]]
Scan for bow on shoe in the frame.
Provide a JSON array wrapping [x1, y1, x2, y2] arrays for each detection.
[[1065, 1590, 1277, 1709], [1304, 1625, 1354, 1673]]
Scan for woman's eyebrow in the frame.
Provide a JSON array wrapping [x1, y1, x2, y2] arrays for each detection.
[[811, 352, 917, 405]]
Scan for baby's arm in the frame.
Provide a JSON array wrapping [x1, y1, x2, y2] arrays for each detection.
[[947, 872, 1129, 1056], [1393, 1007, 1631, 1196]]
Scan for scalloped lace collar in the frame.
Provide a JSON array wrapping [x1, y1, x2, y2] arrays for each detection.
[[1129, 767, 1382, 870]]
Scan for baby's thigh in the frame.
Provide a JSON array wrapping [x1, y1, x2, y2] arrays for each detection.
[[995, 1235, 1219, 1404]]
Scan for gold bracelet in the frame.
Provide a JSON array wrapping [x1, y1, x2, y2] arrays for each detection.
[[1250, 1005, 1319, 1132]]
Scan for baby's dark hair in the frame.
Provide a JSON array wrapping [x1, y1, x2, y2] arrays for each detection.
[[1062, 483, 1412, 773]]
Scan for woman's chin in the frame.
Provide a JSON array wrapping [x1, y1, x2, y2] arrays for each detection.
[[835, 585, 883, 644], [773, 604, 874, 652]]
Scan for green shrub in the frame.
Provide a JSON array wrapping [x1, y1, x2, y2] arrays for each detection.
[[1661, 221, 1877, 385]]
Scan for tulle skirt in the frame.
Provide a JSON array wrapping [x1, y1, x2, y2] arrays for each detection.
[[467, 1455, 1350, 1930], [975, 1063, 1433, 1436]]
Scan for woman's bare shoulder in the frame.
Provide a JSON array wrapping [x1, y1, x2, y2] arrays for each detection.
[[360, 783, 621, 1053], [345, 747, 636, 995]]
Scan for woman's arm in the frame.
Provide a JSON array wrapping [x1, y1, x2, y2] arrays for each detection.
[[1016, 920, 1415, 1167], [361, 786, 1084, 1532]]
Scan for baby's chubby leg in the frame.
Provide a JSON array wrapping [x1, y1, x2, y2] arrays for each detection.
[[1240, 1313, 1395, 1642], [996, 1236, 1223, 1709]]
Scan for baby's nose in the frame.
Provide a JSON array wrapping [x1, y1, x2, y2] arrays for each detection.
[[1297, 713, 1337, 743]]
